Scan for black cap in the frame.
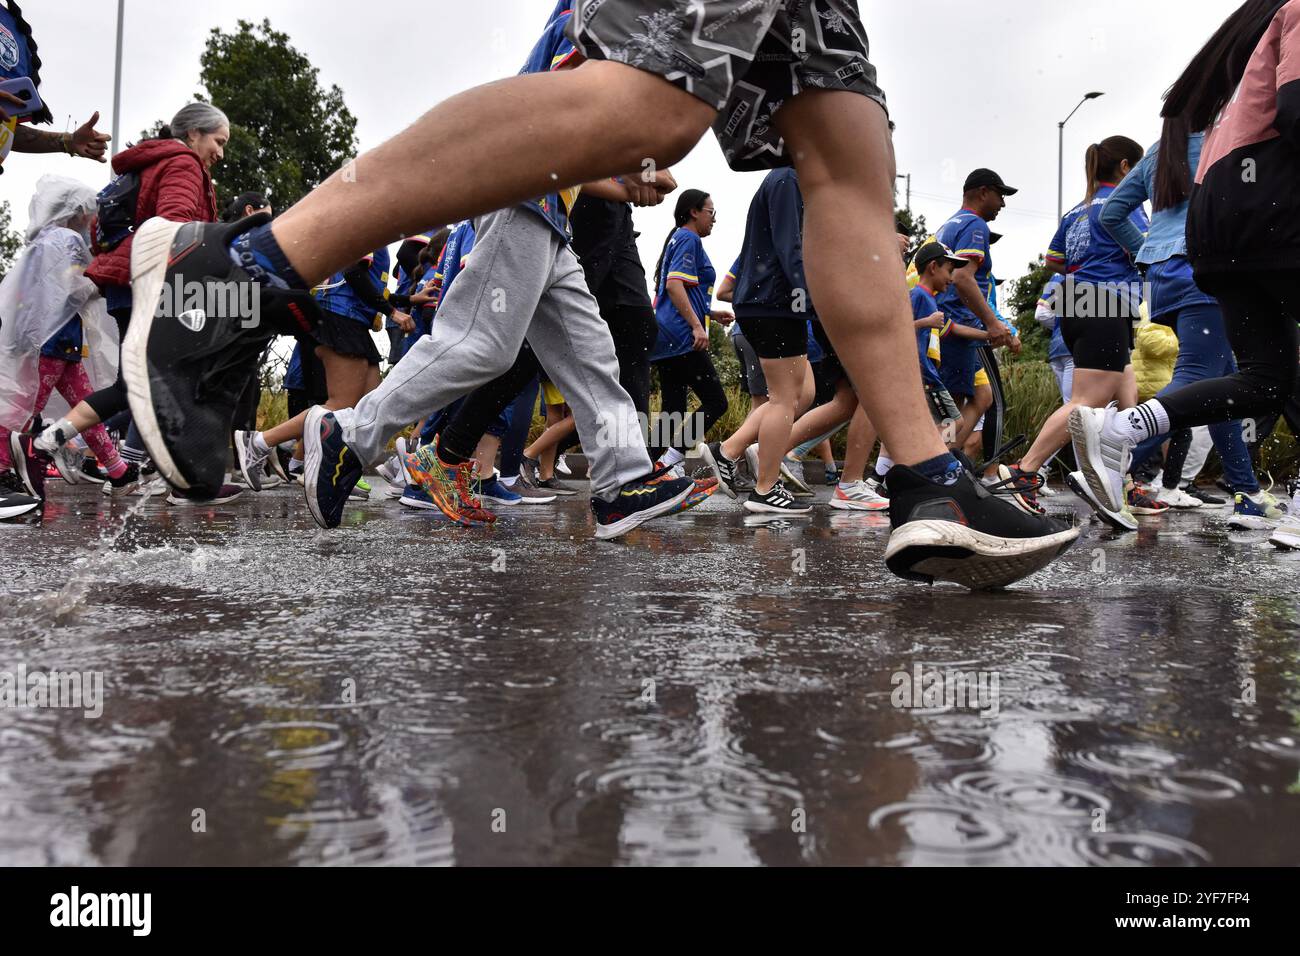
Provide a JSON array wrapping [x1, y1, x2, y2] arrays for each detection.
[[914, 241, 970, 274], [963, 168, 1018, 196], [222, 191, 271, 222]]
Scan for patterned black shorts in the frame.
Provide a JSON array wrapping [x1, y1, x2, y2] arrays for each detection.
[[567, 0, 886, 171]]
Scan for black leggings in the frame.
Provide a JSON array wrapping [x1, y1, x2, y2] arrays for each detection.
[[439, 344, 542, 465], [653, 350, 728, 456], [84, 308, 132, 422], [605, 305, 658, 420], [1160, 272, 1300, 431]]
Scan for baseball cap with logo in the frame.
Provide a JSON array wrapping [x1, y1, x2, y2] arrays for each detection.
[[914, 241, 971, 274], [963, 168, 1019, 195]]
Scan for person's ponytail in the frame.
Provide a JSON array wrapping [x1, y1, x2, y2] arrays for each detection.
[[1083, 136, 1144, 204]]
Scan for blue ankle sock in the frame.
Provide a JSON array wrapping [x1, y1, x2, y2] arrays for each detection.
[[229, 223, 308, 291], [914, 453, 964, 486]]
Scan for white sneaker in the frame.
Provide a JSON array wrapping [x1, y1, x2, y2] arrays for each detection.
[[555, 453, 572, 477], [1065, 469, 1137, 532], [1036, 466, 1057, 496], [780, 455, 814, 496], [1068, 404, 1131, 514], [829, 480, 889, 512], [1269, 515, 1300, 550], [744, 443, 761, 483], [1156, 486, 1203, 509]]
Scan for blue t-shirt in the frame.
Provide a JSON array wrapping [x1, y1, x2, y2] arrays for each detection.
[[1040, 274, 1070, 362], [518, 3, 581, 242], [935, 209, 993, 329], [651, 228, 716, 363], [911, 285, 946, 388], [315, 247, 392, 326], [1047, 184, 1147, 309]]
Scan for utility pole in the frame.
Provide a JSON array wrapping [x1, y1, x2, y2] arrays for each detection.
[[112, 0, 125, 157]]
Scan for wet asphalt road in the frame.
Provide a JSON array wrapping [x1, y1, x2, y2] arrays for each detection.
[[1, 477, 1298, 866]]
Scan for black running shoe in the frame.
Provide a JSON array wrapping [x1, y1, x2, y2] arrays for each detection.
[[744, 482, 812, 515], [1184, 484, 1227, 506], [884, 465, 1079, 590], [0, 472, 41, 520], [8, 420, 48, 499], [122, 215, 321, 499], [303, 407, 363, 529], [591, 471, 694, 540], [698, 441, 741, 499], [101, 463, 141, 498]]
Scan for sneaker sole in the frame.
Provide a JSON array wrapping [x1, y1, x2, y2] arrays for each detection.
[[1064, 470, 1136, 532], [515, 494, 557, 505], [52, 451, 84, 485], [1228, 516, 1277, 531], [697, 443, 737, 499], [744, 499, 813, 516], [399, 496, 440, 511], [1269, 529, 1300, 549], [123, 217, 190, 491], [884, 520, 1080, 590], [0, 500, 40, 520], [479, 495, 522, 506], [302, 405, 333, 529], [233, 431, 264, 492], [1067, 407, 1123, 514], [828, 496, 889, 512], [595, 485, 693, 540]]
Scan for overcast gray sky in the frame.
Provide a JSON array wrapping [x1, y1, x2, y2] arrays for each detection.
[[6, 0, 1236, 298]]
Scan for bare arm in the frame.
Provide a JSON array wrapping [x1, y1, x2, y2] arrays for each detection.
[[951, 263, 1007, 341]]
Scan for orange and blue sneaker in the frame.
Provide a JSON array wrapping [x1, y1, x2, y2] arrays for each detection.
[[303, 407, 364, 529], [405, 441, 496, 526]]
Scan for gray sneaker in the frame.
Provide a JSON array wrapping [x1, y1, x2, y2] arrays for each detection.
[[510, 478, 557, 504], [537, 476, 579, 496]]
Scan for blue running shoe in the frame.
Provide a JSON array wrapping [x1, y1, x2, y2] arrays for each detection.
[[303, 406, 363, 529], [478, 470, 523, 506], [399, 483, 439, 511], [591, 471, 694, 540], [1228, 491, 1284, 530]]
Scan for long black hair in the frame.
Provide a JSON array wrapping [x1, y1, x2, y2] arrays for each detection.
[[1155, 0, 1288, 210], [1084, 136, 1144, 204], [655, 189, 710, 287]]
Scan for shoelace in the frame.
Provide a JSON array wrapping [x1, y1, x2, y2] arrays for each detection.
[[452, 461, 485, 508]]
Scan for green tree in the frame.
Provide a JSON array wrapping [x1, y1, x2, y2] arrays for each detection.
[[0, 200, 24, 280], [895, 207, 929, 260], [196, 19, 358, 210]]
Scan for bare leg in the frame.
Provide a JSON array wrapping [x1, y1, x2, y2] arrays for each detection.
[[841, 405, 877, 484], [721, 361, 814, 461], [814, 440, 835, 469], [784, 379, 856, 452], [774, 92, 948, 468], [475, 434, 502, 478], [270, 62, 715, 285], [261, 348, 370, 446], [752, 356, 807, 493]]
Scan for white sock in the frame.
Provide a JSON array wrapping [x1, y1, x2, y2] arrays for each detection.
[[875, 455, 894, 478], [500, 475, 518, 488], [289, 458, 304, 473], [252, 432, 270, 454], [661, 447, 685, 467], [1108, 400, 1170, 444], [35, 418, 78, 453]]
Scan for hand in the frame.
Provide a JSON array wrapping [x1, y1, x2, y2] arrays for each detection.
[[70, 112, 111, 163], [0, 90, 25, 123], [1009, 335, 1022, 355], [691, 326, 710, 352], [409, 290, 437, 307], [926, 311, 946, 330], [625, 179, 663, 207], [393, 311, 415, 334], [711, 309, 735, 327], [987, 324, 1012, 348], [654, 168, 678, 195]]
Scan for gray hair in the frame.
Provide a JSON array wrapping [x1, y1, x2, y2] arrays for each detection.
[[169, 102, 229, 142]]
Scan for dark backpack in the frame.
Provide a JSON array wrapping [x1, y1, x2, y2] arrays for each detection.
[[92, 172, 141, 253]]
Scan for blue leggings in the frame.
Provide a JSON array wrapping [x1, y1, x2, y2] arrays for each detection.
[[1130, 301, 1258, 493]]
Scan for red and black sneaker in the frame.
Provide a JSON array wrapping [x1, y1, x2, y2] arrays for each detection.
[[884, 465, 1079, 590], [121, 214, 321, 499], [986, 463, 1046, 515], [8, 417, 50, 500]]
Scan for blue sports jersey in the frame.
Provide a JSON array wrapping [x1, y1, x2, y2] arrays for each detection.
[[433, 221, 476, 312], [651, 228, 716, 363], [0, 9, 34, 81], [314, 247, 392, 327], [806, 322, 824, 364], [1039, 274, 1070, 362], [518, 4, 581, 242], [935, 209, 993, 328], [1047, 184, 1146, 308], [911, 285, 946, 388]]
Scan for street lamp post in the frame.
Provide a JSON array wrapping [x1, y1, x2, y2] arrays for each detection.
[[1057, 91, 1104, 221], [112, 0, 125, 157], [896, 173, 912, 212]]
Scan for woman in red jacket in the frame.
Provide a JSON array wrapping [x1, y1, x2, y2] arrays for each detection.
[[35, 103, 227, 495]]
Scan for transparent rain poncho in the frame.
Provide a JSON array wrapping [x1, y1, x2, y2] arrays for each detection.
[[0, 174, 118, 431]]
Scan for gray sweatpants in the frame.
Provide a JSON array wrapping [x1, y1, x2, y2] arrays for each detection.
[[345, 206, 652, 499]]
